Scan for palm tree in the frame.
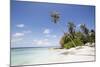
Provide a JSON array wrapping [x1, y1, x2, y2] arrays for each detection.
[[51, 11, 65, 34], [80, 24, 89, 36], [51, 11, 60, 24], [67, 22, 76, 38], [80, 24, 89, 43], [51, 11, 76, 48], [90, 29, 95, 42]]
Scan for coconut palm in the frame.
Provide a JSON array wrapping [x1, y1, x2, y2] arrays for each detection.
[[90, 29, 95, 42], [67, 22, 76, 38], [80, 24, 89, 36], [51, 11, 65, 34], [51, 11, 60, 24], [51, 11, 76, 48], [80, 24, 90, 43]]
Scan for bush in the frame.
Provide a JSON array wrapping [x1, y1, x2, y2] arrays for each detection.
[[60, 34, 71, 48], [64, 42, 75, 49], [74, 38, 83, 46], [64, 38, 83, 49]]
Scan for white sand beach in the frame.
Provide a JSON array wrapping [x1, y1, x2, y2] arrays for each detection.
[[37, 45, 95, 64]]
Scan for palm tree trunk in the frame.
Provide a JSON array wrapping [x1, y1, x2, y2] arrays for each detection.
[[56, 23, 65, 34], [67, 35, 76, 47]]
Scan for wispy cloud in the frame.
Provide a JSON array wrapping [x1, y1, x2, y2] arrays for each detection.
[[23, 30, 32, 34], [32, 39, 50, 45], [43, 29, 50, 34], [45, 34, 57, 38], [43, 28, 57, 38], [16, 24, 24, 28], [13, 33, 24, 37], [11, 38, 23, 43], [12, 30, 32, 37]]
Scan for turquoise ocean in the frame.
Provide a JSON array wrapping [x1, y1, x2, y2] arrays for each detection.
[[11, 47, 60, 66]]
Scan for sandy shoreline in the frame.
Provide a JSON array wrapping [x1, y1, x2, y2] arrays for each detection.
[[11, 45, 95, 66], [39, 46, 95, 63], [31, 46, 95, 65], [54, 46, 95, 60]]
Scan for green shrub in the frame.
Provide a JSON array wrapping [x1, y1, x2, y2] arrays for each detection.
[[64, 38, 83, 49], [74, 38, 83, 46], [64, 42, 75, 49], [60, 34, 71, 48]]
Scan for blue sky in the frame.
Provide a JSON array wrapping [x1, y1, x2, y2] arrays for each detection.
[[11, 0, 95, 48]]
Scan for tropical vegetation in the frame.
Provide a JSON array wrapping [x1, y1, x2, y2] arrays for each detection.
[[51, 11, 95, 49]]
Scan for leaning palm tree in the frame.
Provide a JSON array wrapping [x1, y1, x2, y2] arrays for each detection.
[[51, 11, 76, 48], [67, 22, 76, 38]]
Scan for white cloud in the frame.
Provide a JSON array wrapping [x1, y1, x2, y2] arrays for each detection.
[[13, 33, 24, 37], [45, 34, 57, 38], [43, 28, 57, 38], [23, 30, 32, 34], [16, 24, 24, 28], [43, 29, 50, 34], [32, 39, 50, 45], [11, 38, 23, 43], [12, 30, 32, 37]]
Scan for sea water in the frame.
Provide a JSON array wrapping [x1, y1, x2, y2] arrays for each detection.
[[11, 47, 60, 66], [11, 47, 95, 66]]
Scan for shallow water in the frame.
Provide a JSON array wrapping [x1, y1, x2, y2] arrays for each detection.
[[11, 48, 61, 66]]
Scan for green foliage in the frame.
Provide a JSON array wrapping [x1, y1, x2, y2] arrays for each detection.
[[63, 38, 83, 49], [50, 12, 95, 49], [88, 29, 95, 43], [60, 35, 66, 48], [75, 32, 88, 44], [80, 24, 89, 36], [74, 38, 83, 46], [59, 23, 95, 49], [60, 34, 71, 48], [64, 42, 75, 49]]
